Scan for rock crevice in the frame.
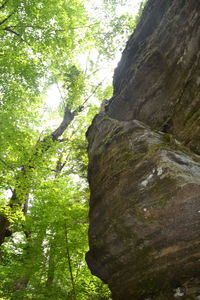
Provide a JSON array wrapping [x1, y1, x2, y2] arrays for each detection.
[[86, 0, 200, 299]]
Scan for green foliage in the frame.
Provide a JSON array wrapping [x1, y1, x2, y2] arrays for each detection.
[[0, 0, 146, 298]]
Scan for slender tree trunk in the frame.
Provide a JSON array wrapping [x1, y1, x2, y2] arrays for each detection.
[[0, 105, 75, 247], [0, 214, 11, 247], [63, 223, 76, 300], [12, 230, 46, 293], [46, 237, 56, 289]]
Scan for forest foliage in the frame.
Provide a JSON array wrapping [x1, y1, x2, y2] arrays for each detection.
[[0, 0, 145, 298]]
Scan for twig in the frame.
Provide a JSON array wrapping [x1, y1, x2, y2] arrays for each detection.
[[63, 222, 76, 300], [74, 79, 105, 114], [5, 22, 98, 31], [56, 81, 65, 102], [3, 26, 32, 47], [84, 51, 90, 76], [0, 0, 9, 10], [0, 6, 17, 26]]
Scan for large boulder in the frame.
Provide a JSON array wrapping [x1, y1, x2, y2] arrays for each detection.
[[86, 115, 200, 299], [86, 0, 200, 298]]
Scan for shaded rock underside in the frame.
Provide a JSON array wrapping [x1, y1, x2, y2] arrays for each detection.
[[86, 0, 200, 299]]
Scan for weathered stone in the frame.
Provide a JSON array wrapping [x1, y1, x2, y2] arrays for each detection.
[[86, 0, 200, 298], [108, 0, 200, 154], [86, 116, 200, 299]]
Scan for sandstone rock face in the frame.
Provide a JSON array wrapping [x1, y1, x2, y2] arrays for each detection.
[[86, 0, 200, 299], [109, 0, 200, 154]]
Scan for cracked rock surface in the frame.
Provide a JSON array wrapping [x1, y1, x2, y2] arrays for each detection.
[[86, 0, 200, 299]]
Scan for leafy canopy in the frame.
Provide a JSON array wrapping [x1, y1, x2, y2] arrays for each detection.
[[0, 0, 146, 298]]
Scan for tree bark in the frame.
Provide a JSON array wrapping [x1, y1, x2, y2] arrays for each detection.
[[0, 104, 74, 247]]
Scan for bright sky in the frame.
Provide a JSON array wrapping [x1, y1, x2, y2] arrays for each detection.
[[45, 0, 144, 110], [45, 84, 61, 110]]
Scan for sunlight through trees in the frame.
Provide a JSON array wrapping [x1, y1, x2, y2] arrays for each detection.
[[0, 0, 145, 298]]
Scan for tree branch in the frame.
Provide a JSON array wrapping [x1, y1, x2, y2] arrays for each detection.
[[74, 79, 105, 114], [0, 61, 103, 247], [0, 10, 15, 26], [6, 22, 98, 31], [2, 26, 32, 47], [63, 222, 76, 299], [51, 106, 74, 140], [3, 26, 20, 35], [0, 0, 9, 10]]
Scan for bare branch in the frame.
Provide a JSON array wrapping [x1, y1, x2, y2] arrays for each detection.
[[3, 26, 20, 36], [63, 221, 76, 299], [56, 81, 65, 102], [0, 9, 15, 26], [7, 22, 98, 31], [54, 152, 69, 175], [84, 51, 90, 76], [3, 26, 32, 47], [69, 22, 99, 30], [89, 67, 101, 77], [74, 79, 105, 114]]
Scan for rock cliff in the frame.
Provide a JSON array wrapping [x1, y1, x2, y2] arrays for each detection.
[[86, 0, 200, 299]]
